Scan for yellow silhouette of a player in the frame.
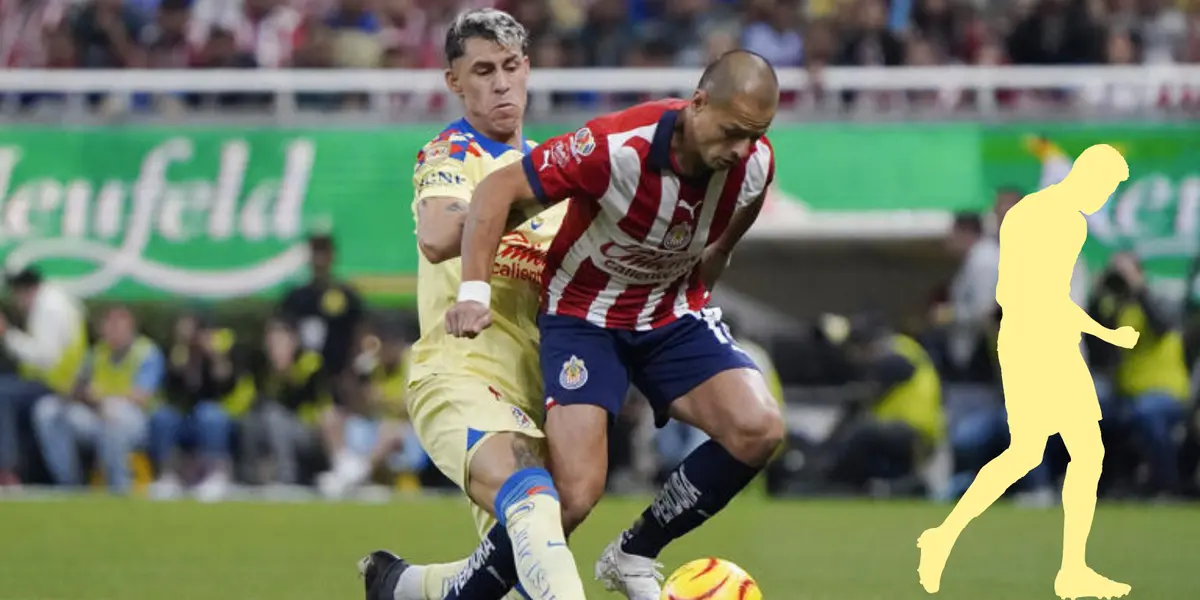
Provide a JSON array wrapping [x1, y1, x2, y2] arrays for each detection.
[[917, 144, 1137, 600]]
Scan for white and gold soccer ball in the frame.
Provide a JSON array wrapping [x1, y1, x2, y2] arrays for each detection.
[[660, 558, 763, 600]]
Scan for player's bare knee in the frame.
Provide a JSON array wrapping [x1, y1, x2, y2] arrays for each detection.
[[719, 400, 784, 465], [467, 432, 547, 507]]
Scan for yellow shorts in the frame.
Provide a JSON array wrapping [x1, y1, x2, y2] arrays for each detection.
[[406, 374, 546, 537]]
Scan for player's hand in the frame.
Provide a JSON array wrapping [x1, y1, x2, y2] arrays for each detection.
[[1109, 325, 1139, 349], [699, 246, 731, 290], [445, 300, 492, 338]]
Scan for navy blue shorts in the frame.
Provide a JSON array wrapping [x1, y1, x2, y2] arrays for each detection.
[[539, 308, 759, 427]]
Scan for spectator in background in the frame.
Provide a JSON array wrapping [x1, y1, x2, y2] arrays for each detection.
[[31, 306, 162, 495], [240, 317, 328, 489], [143, 0, 193, 68], [838, 0, 905, 66], [0, 267, 88, 488], [149, 311, 244, 501], [188, 27, 268, 109], [316, 321, 427, 498], [911, 0, 966, 59], [824, 313, 945, 496], [741, 0, 805, 67], [1089, 251, 1191, 497], [577, 0, 638, 67], [71, 0, 147, 68], [1006, 0, 1104, 65], [279, 233, 365, 476], [326, 0, 382, 69], [191, 0, 304, 69], [0, 0, 68, 68]]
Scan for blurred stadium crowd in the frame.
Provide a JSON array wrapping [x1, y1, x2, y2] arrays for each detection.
[[3, 0, 1200, 114], [1, 189, 1199, 507], [6, 0, 1199, 71]]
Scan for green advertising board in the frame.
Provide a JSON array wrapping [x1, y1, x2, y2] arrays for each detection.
[[0, 122, 1195, 302]]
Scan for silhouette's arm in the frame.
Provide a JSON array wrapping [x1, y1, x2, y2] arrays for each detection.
[[1071, 302, 1120, 344]]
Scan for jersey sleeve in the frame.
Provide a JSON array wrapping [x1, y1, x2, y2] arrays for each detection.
[[520, 124, 611, 205], [739, 135, 775, 207], [412, 132, 480, 205]]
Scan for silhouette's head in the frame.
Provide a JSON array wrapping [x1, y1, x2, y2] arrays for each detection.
[[945, 212, 983, 256], [687, 50, 779, 170], [1064, 144, 1129, 215]]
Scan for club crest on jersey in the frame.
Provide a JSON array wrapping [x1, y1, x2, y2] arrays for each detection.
[[423, 141, 450, 165], [663, 222, 693, 250], [511, 406, 533, 429], [559, 355, 588, 390], [571, 128, 595, 159]]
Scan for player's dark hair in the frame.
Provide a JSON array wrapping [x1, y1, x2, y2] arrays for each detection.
[[444, 9, 528, 65]]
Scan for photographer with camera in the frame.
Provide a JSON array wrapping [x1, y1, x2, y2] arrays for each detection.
[[1087, 251, 1191, 498]]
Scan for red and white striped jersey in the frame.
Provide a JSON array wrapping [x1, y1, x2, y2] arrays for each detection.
[[520, 99, 775, 331]]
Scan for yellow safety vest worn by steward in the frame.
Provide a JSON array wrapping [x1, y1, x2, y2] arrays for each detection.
[[1115, 304, 1190, 401], [91, 337, 160, 403], [873, 334, 946, 445]]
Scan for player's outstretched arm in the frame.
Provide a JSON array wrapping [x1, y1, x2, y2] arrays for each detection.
[[415, 197, 469, 264], [460, 161, 538, 285]]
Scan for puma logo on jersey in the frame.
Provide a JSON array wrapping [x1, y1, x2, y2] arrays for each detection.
[[677, 198, 700, 219]]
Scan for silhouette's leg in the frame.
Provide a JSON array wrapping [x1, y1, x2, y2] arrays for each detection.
[[918, 430, 1047, 594], [942, 430, 1048, 534], [1054, 418, 1130, 599], [1058, 419, 1103, 572]]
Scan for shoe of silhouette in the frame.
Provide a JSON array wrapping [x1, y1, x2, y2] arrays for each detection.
[[1054, 567, 1132, 600]]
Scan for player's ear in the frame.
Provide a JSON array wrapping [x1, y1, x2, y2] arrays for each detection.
[[444, 68, 462, 96], [692, 88, 708, 112]]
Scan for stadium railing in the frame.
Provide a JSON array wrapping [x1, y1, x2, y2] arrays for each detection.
[[3, 65, 1200, 121]]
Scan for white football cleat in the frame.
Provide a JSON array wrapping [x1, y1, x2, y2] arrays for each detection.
[[594, 538, 663, 600]]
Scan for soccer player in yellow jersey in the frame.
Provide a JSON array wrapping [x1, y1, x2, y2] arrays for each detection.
[[359, 9, 587, 600]]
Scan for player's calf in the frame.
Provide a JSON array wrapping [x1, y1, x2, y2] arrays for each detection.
[[617, 369, 784, 561]]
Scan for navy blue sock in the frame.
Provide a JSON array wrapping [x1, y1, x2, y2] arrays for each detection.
[[442, 523, 517, 600], [620, 439, 761, 559]]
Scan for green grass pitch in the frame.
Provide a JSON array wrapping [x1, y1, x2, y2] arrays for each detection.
[[1, 494, 1196, 599]]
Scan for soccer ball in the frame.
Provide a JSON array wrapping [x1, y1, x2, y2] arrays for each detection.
[[660, 558, 762, 600]]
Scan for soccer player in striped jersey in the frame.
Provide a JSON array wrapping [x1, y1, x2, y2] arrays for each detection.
[[446, 50, 786, 600], [357, 9, 586, 600]]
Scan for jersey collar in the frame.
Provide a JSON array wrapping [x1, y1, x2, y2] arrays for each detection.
[[454, 117, 529, 159], [649, 108, 711, 184], [647, 109, 678, 173]]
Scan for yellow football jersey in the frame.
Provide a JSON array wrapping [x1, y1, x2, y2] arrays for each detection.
[[408, 118, 567, 405]]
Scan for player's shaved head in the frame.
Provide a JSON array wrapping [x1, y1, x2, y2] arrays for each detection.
[[697, 50, 779, 110], [685, 50, 778, 171]]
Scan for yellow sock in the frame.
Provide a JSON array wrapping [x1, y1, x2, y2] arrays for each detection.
[[503, 493, 586, 600]]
